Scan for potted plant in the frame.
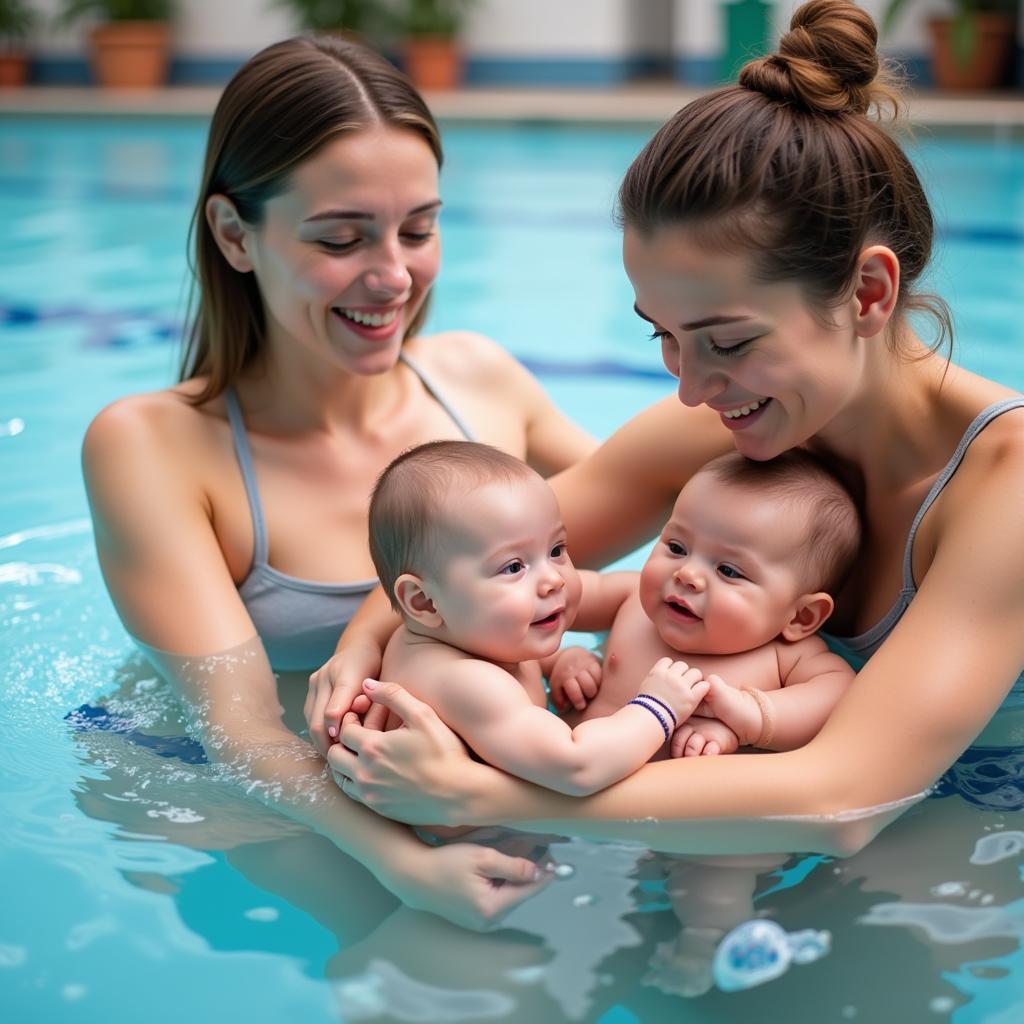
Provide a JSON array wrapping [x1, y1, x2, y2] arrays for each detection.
[[882, 0, 1017, 90], [58, 0, 175, 88], [0, 0, 37, 86], [393, 0, 478, 90], [270, 0, 382, 42]]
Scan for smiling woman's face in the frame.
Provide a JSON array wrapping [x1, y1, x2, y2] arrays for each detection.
[[244, 125, 442, 376], [623, 223, 867, 461]]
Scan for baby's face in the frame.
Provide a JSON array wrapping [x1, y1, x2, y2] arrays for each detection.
[[426, 474, 582, 664], [639, 472, 811, 655]]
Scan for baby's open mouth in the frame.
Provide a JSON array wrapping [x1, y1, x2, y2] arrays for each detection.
[[666, 597, 701, 622], [532, 611, 562, 627]]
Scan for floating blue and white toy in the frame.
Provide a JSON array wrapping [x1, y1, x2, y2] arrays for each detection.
[[712, 919, 831, 992]]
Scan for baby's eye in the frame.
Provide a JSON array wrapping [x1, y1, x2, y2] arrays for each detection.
[[500, 560, 525, 576], [550, 542, 567, 559], [667, 541, 686, 556], [718, 564, 746, 580]]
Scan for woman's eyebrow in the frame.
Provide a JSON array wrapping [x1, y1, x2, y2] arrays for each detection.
[[304, 199, 443, 223], [632, 305, 754, 332]]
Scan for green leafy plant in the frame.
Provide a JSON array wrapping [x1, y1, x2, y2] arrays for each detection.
[[881, 0, 1017, 67], [57, 0, 174, 25], [270, 0, 382, 35], [393, 0, 478, 38], [0, 0, 39, 44]]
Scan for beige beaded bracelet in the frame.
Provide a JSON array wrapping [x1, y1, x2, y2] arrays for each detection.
[[742, 686, 776, 748]]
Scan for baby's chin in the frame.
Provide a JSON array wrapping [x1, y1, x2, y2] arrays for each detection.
[[469, 632, 566, 666]]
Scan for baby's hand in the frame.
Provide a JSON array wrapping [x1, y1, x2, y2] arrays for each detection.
[[638, 658, 710, 726], [670, 716, 739, 758], [695, 674, 765, 747], [548, 646, 603, 712]]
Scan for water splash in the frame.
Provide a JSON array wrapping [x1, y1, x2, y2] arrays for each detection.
[[971, 831, 1024, 866], [861, 899, 1024, 943], [335, 959, 514, 1021], [0, 519, 92, 551], [0, 562, 82, 586]]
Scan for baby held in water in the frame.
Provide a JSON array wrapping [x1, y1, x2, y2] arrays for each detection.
[[366, 441, 859, 792]]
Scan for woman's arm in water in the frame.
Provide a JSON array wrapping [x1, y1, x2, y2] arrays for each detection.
[[329, 427, 1024, 856], [82, 395, 549, 929]]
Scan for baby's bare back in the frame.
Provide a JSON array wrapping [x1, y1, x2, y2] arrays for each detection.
[[381, 627, 548, 719]]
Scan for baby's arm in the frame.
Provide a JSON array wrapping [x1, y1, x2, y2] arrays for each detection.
[[438, 657, 709, 796], [571, 570, 638, 632], [693, 638, 855, 751]]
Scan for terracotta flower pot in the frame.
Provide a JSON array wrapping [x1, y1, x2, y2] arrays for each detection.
[[0, 52, 30, 87], [403, 35, 462, 91], [90, 21, 171, 89], [927, 14, 1016, 90]]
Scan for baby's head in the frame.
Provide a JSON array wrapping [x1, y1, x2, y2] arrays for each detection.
[[640, 450, 860, 655], [369, 441, 581, 663]]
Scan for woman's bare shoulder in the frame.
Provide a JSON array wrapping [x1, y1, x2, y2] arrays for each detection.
[[83, 382, 222, 457], [407, 331, 531, 385]]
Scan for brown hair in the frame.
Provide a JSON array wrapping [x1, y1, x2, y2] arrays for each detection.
[[369, 441, 537, 609], [180, 35, 443, 404], [618, 0, 951, 356], [699, 449, 861, 594]]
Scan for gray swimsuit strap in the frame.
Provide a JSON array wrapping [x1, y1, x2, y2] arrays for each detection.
[[224, 351, 478, 576], [900, 396, 1024, 590], [839, 396, 1024, 654]]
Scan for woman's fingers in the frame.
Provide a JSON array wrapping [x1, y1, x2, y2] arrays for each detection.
[[361, 679, 436, 728], [361, 699, 390, 732]]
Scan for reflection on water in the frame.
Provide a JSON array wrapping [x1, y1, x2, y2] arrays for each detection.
[[40, 652, 1022, 1023]]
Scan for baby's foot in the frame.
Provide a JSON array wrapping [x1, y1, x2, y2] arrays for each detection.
[[643, 926, 725, 998]]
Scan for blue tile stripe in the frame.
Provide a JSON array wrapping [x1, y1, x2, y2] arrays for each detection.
[[23, 50, 944, 87]]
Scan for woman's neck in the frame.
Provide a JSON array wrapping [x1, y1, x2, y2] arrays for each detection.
[[809, 332, 966, 498], [234, 347, 412, 437]]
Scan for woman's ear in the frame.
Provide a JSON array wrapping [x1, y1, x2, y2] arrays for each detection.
[[394, 574, 443, 628], [780, 592, 835, 642], [852, 245, 900, 340], [206, 194, 255, 273]]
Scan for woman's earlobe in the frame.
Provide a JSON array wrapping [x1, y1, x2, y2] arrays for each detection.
[[206, 194, 254, 273], [853, 246, 900, 340]]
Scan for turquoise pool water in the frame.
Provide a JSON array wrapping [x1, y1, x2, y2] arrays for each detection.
[[1, 115, 1023, 1023]]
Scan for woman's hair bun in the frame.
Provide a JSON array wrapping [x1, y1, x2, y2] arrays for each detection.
[[738, 0, 885, 115]]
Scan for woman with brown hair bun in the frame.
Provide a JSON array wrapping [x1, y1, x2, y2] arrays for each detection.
[[82, 34, 595, 928], [329, 0, 1024, 865]]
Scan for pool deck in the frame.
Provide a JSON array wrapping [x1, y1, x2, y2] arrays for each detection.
[[2, 83, 1024, 133]]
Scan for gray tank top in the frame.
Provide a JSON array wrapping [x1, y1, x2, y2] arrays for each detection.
[[824, 396, 1024, 709], [225, 353, 477, 671]]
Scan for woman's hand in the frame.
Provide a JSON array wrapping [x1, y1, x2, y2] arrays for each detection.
[[327, 680, 480, 826], [305, 647, 383, 757], [383, 841, 551, 931]]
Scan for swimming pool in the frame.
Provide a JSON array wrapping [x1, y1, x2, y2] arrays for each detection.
[[2, 114, 1023, 1023]]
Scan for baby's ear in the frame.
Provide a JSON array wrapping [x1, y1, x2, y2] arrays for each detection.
[[394, 574, 443, 628], [780, 592, 834, 642]]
